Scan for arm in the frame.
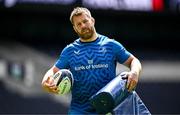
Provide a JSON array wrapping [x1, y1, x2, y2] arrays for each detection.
[[111, 39, 141, 91], [123, 55, 142, 92], [41, 45, 70, 94], [41, 66, 60, 94]]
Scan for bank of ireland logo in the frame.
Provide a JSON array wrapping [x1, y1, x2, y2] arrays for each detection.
[[88, 59, 93, 64]]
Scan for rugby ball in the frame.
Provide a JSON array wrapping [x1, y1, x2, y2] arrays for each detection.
[[53, 69, 74, 95]]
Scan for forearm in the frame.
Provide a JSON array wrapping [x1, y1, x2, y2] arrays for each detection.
[[42, 68, 54, 84], [130, 57, 142, 77], [41, 66, 60, 94], [124, 56, 142, 91]]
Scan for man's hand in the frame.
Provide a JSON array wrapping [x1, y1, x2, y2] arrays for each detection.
[[126, 71, 138, 92], [122, 71, 138, 92], [123, 55, 141, 92], [42, 76, 59, 94]]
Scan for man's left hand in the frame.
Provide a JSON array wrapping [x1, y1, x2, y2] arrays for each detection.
[[126, 71, 139, 92]]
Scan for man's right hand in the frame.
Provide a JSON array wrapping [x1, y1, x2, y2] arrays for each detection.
[[42, 76, 59, 94]]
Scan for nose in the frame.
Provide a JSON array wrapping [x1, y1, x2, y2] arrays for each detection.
[[80, 22, 86, 29]]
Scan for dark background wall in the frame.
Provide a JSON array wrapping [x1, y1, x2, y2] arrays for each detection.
[[1, 2, 180, 54], [0, 1, 180, 114]]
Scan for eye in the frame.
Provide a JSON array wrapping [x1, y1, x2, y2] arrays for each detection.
[[76, 23, 81, 27], [83, 19, 88, 24]]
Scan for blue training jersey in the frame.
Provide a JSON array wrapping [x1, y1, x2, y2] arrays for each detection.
[[55, 34, 131, 114]]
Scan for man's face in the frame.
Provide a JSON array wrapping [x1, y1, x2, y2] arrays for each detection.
[[72, 13, 95, 40]]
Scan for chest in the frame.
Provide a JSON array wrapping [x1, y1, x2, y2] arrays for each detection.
[[68, 44, 116, 84], [70, 45, 114, 68]]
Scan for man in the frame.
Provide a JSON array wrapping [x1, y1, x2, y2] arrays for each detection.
[[41, 7, 142, 114]]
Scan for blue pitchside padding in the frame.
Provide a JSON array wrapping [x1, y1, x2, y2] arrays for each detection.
[[90, 72, 151, 115]]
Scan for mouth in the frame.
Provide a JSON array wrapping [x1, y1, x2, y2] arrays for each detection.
[[82, 28, 90, 33]]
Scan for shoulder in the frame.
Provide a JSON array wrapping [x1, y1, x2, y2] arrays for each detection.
[[63, 39, 80, 50], [98, 34, 112, 44], [62, 44, 73, 52], [98, 34, 123, 47], [60, 40, 78, 55]]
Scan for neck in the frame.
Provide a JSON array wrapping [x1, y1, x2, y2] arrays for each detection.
[[80, 32, 98, 42]]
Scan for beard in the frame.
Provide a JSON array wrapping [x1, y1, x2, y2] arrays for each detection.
[[76, 26, 95, 40]]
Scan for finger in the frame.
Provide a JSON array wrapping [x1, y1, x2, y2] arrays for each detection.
[[46, 76, 51, 84], [128, 83, 133, 92], [53, 88, 60, 94], [128, 81, 136, 92], [47, 85, 59, 94], [51, 86, 59, 93], [43, 76, 59, 94], [44, 81, 55, 87], [47, 77, 56, 86], [48, 76, 54, 84], [126, 78, 131, 90]]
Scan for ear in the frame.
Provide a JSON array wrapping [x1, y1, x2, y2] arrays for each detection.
[[91, 17, 95, 25]]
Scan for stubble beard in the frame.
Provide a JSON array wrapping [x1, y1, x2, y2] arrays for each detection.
[[77, 26, 95, 40]]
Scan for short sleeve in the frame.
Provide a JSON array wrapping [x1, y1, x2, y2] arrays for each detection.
[[112, 40, 131, 64], [55, 46, 70, 69]]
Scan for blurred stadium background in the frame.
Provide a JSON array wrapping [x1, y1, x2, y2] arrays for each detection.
[[0, 0, 180, 114]]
